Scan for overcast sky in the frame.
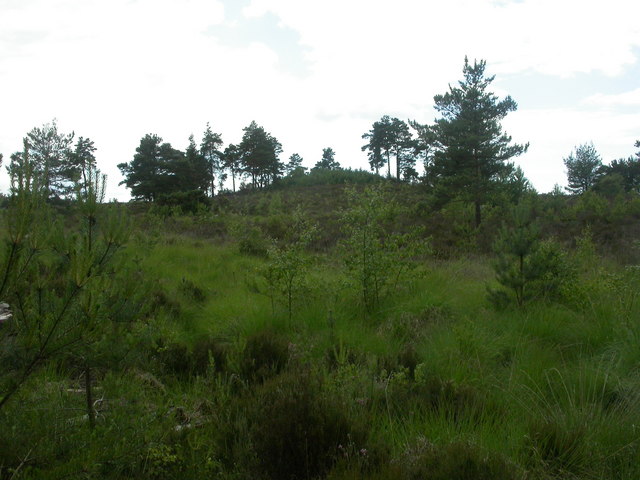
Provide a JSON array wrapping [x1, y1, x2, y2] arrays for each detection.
[[1, 0, 639, 199]]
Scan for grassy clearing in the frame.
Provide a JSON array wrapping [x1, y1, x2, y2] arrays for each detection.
[[123, 229, 640, 479]]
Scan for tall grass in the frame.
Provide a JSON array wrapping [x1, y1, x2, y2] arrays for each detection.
[[4, 213, 640, 479]]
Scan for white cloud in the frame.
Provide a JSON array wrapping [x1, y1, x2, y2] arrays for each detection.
[[245, 0, 640, 79], [506, 105, 640, 192], [1, 0, 639, 198], [582, 88, 640, 108]]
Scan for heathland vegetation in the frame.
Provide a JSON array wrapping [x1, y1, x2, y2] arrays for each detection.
[[2, 58, 640, 479]]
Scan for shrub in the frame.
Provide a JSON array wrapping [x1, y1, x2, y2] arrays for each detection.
[[377, 305, 453, 342], [488, 204, 573, 308], [156, 337, 226, 377], [263, 210, 317, 322], [248, 370, 368, 480], [324, 341, 362, 371], [191, 336, 227, 375], [144, 443, 182, 479], [397, 344, 420, 377], [340, 185, 427, 314], [179, 277, 207, 303], [231, 220, 269, 257], [240, 330, 289, 383], [148, 286, 182, 316], [155, 189, 209, 215], [157, 342, 192, 375], [382, 367, 490, 423], [525, 418, 586, 474], [379, 437, 520, 480], [273, 168, 383, 189]]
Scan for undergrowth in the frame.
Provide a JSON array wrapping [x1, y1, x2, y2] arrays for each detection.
[[2, 186, 640, 479]]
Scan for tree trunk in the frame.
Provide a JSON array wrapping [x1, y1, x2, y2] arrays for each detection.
[[85, 362, 95, 430], [518, 253, 525, 307], [386, 152, 391, 178], [474, 150, 482, 228]]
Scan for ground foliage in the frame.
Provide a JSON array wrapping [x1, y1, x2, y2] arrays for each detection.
[[2, 179, 640, 479]]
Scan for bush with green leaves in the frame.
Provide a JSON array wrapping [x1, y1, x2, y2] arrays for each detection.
[[263, 209, 317, 322], [274, 167, 383, 188], [154, 189, 210, 215], [340, 185, 427, 313], [230, 218, 270, 257]]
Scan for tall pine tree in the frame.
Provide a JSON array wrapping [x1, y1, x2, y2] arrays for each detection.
[[430, 58, 528, 227], [563, 143, 603, 194], [200, 123, 223, 197], [362, 116, 414, 180], [313, 147, 340, 170], [18, 120, 76, 200], [238, 121, 283, 188]]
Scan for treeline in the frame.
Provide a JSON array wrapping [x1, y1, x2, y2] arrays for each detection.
[[116, 124, 348, 203], [563, 142, 640, 196], [2, 57, 640, 222], [113, 56, 532, 221], [0, 122, 98, 202]]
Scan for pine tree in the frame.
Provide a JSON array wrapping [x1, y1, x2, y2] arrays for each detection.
[[361, 120, 386, 175], [118, 134, 193, 200], [387, 118, 413, 180], [285, 153, 306, 176], [361, 116, 413, 179], [118, 134, 163, 201], [238, 121, 283, 188], [430, 58, 528, 227], [70, 137, 97, 195], [200, 123, 223, 196], [563, 143, 603, 194], [313, 147, 340, 170], [1, 148, 132, 414], [222, 144, 242, 192], [488, 203, 570, 308], [16, 120, 76, 200], [409, 120, 434, 174], [605, 156, 640, 194]]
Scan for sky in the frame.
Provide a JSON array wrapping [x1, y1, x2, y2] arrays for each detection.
[[1, 0, 639, 200]]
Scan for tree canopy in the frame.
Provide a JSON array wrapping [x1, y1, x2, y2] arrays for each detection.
[[223, 144, 241, 192], [597, 140, 640, 194], [238, 121, 283, 189], [117, 134, 208, 201], [361, 116, 414, 179], [429, 57, 528, 227], [313, 147, 340, 171], [200, 123, 224, 197], [4, 121, 106, 201], [17, 60, 640, 205], [7, 121, 77, 200], [563, 143, 603, 194], [285, 153, 306, 176]]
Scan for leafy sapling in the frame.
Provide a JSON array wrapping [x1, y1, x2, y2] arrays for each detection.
[[341, 185, 427, 315], [263, 209, 317, 323]]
